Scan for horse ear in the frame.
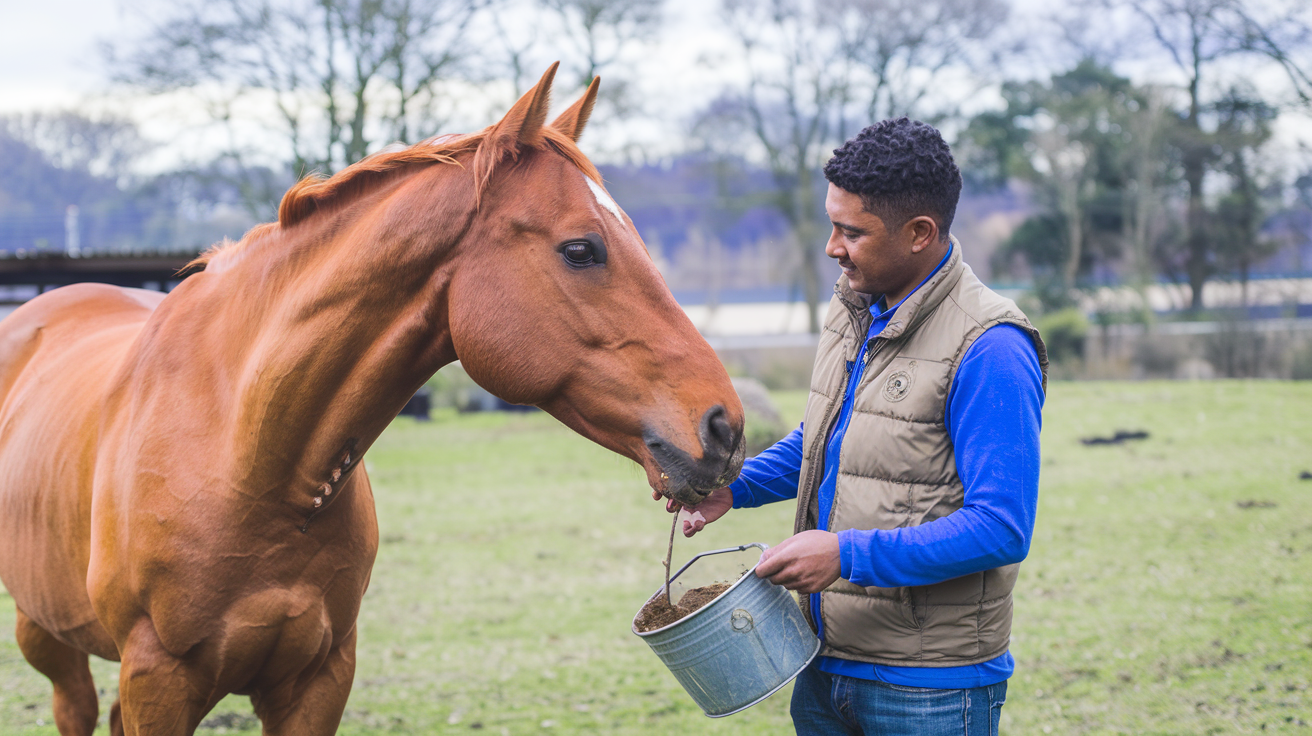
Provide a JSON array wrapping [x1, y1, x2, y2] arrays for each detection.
[[551, 76, 600, 142], [489, 62, 558, 150], [472, 63, 558, 200]]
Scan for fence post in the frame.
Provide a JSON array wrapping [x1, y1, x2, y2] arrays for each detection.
[[64, 205, 80, 257]]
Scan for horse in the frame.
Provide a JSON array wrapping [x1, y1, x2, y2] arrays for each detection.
[[0, 64, 745, 735]]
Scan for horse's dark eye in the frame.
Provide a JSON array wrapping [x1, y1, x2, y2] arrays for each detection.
[[563, 241, 594, 266], [558, 233, 607, 268]]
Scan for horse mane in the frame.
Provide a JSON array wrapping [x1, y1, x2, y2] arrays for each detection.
[[186, 126, 603, 273]]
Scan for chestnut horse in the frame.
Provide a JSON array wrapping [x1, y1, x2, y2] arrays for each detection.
[[0, 65, 744, 735]]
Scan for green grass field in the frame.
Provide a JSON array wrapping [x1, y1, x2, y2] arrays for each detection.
[[3, 381, 1310, 734]]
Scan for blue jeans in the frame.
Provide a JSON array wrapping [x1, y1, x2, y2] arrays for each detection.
[[790, 663, 1007, 735]]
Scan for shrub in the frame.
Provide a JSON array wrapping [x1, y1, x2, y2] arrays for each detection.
[[1292, 342, 1312, 380], [732, 377, 787, 456], [1036, 308, 1089, 364]]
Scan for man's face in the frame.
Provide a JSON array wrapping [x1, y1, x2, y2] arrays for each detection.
[[824, 184, 910, 297]]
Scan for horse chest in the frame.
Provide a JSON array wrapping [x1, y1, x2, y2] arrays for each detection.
[[93, 484, 375, 654]]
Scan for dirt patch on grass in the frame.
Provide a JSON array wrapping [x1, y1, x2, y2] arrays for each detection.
[[1236, 499, 1277, 509], [198, 712, 258, 731], [634, 583, 731, 632]]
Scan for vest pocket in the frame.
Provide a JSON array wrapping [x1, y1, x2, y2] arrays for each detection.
[[917, 605, 983, 660], [821, 590, 923, 660], [909, 573, 988, 661], [911, 571, 987, 607]]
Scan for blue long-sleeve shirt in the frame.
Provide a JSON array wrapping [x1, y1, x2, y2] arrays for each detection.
[[729, 247, 1044, 689]]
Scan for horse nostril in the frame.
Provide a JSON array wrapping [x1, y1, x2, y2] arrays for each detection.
[[700, 404, 736, 459]]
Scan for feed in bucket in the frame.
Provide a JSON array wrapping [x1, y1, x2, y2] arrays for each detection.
[[632, 544, 821, 718], [634, 581, 734, 632]]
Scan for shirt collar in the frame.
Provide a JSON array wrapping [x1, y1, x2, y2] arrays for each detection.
[[870, 240, 955, 322]]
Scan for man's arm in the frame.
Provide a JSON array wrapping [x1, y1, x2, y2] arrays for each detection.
[[730, 425, 804, 508], [838, 323, 1043, 588]]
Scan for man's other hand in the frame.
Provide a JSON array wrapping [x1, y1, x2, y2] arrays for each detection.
[[651, 486, 733, 537], [755, 530, 841, 594]]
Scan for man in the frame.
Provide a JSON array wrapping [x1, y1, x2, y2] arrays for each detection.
[[660, 118, 1047, 734]]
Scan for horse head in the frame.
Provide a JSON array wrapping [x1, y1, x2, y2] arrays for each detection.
[[447, 65, 745, 505]]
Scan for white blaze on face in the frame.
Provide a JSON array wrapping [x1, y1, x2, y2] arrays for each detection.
[[585, 176, 625, 224]]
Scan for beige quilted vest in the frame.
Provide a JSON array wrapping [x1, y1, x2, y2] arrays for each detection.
[[796, 239, 1048, 667]]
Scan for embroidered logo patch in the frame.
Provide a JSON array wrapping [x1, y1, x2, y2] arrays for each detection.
[[883, 370, 913, 402]]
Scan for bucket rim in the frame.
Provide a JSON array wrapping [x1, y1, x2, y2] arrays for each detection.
[[630, 543, 770, 638]]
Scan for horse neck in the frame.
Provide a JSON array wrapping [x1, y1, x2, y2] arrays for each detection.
[[178, 181, 469, 493]]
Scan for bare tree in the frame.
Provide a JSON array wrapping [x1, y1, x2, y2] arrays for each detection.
[[534, 0, 664, 155], [705, 0, 851, 333], [1211, 87, 1280, 307], [378, 0, 488, 145], [1, 112, 149, 186], [539, 0, 662, 89], [1109, 0, 1312, 309], [834, 0, 1010, 129], [489, 1, 544, 97], [1119, 85, 1175, 309], [962, 60, 1163, 312], [1032, 130, 1095, 294], [705, 0, 1015, 332], [109, 0, 491, 178]]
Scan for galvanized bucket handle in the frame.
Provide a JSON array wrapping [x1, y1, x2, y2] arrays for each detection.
[[669, 542, 768, 584]]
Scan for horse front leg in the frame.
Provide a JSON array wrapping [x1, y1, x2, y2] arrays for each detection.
[[114, 619, 214, 736], [250, 627, 357, 736], [13, 608, 100, 736]]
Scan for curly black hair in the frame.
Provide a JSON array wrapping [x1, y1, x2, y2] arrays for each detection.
[[823, 117, 962, 240]]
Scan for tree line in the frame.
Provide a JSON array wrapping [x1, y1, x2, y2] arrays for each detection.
[[4, 0, 1311, 327]]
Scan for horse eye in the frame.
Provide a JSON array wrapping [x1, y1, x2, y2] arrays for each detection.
[[559, 234, 607, 268], [563, 241, 594, 266]]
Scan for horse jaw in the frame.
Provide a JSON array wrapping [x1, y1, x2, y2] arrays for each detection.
[[642, 433, 746, 507]]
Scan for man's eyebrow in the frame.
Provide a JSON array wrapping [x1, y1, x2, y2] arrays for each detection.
[[830, 218, 865, 233]]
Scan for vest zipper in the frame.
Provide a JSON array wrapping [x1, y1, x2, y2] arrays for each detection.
[[795, 292, 872, 637], [796, 366, 845, 533], [822, 336, 882, 538], [796, 297, 872, 535]]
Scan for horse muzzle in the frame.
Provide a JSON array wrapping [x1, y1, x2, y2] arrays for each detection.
[[644, 404, 746, 507]]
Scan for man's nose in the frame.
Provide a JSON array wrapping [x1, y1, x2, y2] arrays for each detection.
[[824, 229, 842, 259]]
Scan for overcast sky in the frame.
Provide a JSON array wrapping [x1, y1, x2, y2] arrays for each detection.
[[3, 0, 1310, 174], [1, 0, 139, 112], [0, 0, 743, 168]]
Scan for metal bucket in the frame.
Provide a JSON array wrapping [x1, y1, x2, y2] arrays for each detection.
[[632, 543, 821, 718]]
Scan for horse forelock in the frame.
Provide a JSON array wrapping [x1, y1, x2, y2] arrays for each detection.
[[186, 128, 603, 273], [470, 126, 602, 208]]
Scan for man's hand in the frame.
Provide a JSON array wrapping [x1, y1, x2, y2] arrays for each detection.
[[651, 486, 733, 537], [755, 530, 841, 594]]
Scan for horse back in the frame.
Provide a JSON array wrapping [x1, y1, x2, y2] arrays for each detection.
[[0, 283, 164, 655]]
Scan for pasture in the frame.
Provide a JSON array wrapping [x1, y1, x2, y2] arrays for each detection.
[[2, 381, 1310, 734]]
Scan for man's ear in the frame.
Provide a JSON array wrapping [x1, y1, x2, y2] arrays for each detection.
[[907, 216, 939, 254]]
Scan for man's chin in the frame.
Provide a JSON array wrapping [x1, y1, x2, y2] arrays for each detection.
[[847, 277, 876, 296]]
